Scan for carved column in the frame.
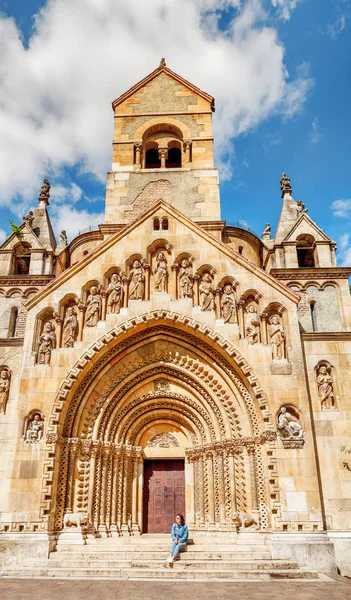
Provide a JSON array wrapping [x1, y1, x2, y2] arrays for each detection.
[[110, 445, 121, 534], [65, 439, 79, 514], [54, 314, 63, 348], [193, 275, 200, 306], [205, 450, 215, 527], [121, 446, 132, 534], [87, 442, 99, 522], [98, 444, 110, 534], [248, 446, 258, 511], [158, 148, 168, 168], [101, 290, 108, 321], [122, 277, 128, 308], [131, 447, 141, 534], [171, 264, 178, 300], [237, 301, 245, 339], [77, 302, 86, 341], [216, 449, 226, 525], [228, 451, 237, 519], [144, 264, 151, 301], [134, 142, 142, 168], [183, 140, 192, 164], [137, 458, 144, 532], [92, 443, 102, 528], [215, 289, 221, 318], [260, 312, 268, 345]]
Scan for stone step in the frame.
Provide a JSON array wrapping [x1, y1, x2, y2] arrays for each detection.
[[55, 542, 269, 553], [50, 550, 272, 560], [45, 559, 299, 570]]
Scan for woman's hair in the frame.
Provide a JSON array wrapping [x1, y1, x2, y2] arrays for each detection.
[[176, 514, 185, 524]]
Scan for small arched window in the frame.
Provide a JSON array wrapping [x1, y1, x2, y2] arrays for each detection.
[[153, 218, 160, 231], [296, 234, 315, 268], [238, 246, 243, 255], [310, 301, 317, 332], [166, 147, 181, 168], [13, 243, 31, 275], [8, 307, 18, 337], [145, 148, 161, 169], [161, 218, 168, 231]]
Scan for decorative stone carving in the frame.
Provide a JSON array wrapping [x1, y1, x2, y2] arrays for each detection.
[[22, 211, 34, 227], [25, 413, 44, 443], [153, 379, 170, 393], [220, 283, 237, 324], [39, 178, 50, 199], [178, 258, 193, 298], [245, 303, 260, 344], [107, 273, 123, 314], [62, 307, 79, 348], [280, 172, 291, 197], [147, 433, 179, 448], [199, 272, 215, 311], [160, 57, 166, 67], [233, 512, 258, 530], [85, 286, 102, 327], [153, 252, 168, 293], [277, 407, 305, 448], [63, 512, 90, 530], [0, 369, 10, 414], [129, 260, 145, 300], [296, 199, 308, 215], [268, 315, 286, 360], [317, 365, 335, 410], [261, 223, 271, 240], [38, 321, 57, 364], [60, 230, 68, 246]]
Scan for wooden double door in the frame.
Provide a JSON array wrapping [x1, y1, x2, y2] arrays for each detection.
[[143, 459, 185, 533]]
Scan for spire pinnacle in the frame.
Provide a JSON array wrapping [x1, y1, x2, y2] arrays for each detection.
[[38, 178, 51, 206], [280, 172, 292, 198], [159, 57, 166, 68]]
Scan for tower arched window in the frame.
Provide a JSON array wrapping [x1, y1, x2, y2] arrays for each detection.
[[166, 147, 181, 168], [8, 307, 18, 337], [161, 218, 168, 230], [296, 234, 316, 268], [153, 218, 160, 231], [12, 243, 31, 275], [145, 148, 161, 169]]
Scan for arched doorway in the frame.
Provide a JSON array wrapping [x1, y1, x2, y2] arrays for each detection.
[[44, 312, 277, 536]]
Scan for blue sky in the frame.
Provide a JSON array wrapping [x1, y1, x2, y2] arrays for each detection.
[[0, 0, 350, 266]]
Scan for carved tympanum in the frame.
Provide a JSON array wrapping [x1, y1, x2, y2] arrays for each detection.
[[0, 369, 10, 414], [25, 413, 44, 443], [62, 307, 79, 348], [153, 252, 168, 293], [38, 322, 57, 364], [245, 303, 260, 344], [178, 258, 193, 299], [221, 283, 237, 324], [268, 314, 286, 360], [107, 273, 123, 314], [199, 272, 215, 311], [147, 433, 179, 448], [129, 260, 145, 300], [317, 365, 335, 410], [153, 379, 171, 393], [85, 286, 102, 327], [277, 407, 305, 448]]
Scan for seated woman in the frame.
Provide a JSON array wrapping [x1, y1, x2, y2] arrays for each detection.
[[167, 514, 188, 563]]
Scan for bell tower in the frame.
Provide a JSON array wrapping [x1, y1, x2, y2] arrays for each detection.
[[105, 59, 221, 223]]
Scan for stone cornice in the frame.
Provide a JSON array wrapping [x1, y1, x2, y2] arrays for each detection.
[[0, 275, 54, 286], [24, 200, 300, 311], [301, 332, 351, 341], [0, 338, 24, 347], [270, 268, 351, 280]]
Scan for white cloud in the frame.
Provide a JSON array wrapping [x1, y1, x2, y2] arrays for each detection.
[[331, 199, 351, 218], [327, 15, 347, 40], [0, 230, 6, 244], [0, 0, 312, 207], [271, 0, 300, 21], [337, 233, 351, 267], [309, 117, 322, 144], [50, 183, 83, 204], [281, 63, 313, 119], [51, 205, 104, 242], [339, 233, 350, 250]]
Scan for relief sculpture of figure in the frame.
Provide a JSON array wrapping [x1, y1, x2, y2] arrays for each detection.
[[178, 258, 193, 299], [0, 370, 10, 414], [129, 260, 145, 300], [85, 286, 102, 327], [277, 407, 304, 440], [39, 178, 50, 199], [62, 307, 79, 348], [25, 414, 44, 443], [245, 303, 260, 344], [221, 283, 237, 324], [199, 272, 215, 311], [38, 322, 57, 365], [107, 273, 123, 314], [317, 365, 335, 410], [268, 314, 286, 359], [154, 252, 168, 293]]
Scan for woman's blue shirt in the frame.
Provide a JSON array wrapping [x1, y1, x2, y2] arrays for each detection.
[[171, 522, 188, 544]]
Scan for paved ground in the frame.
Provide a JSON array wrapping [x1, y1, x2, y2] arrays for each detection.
[[0, 578, 351, 600]]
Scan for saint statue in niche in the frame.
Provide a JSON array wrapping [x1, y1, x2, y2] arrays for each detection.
[[107, 273, 123, 314], [62, 307, 79, 348], [25, 414, 44, 443], [129, 260, 145, 300], [199, 272, 215, 311], [221, 283, 237, 324], [0, 370, 10, 414], [85, 286, 102, 327], [38, 322, 57, 365], [268, 314, 286, 360], [153, 252, 168, 292], [245, 303, 260, 344], [277, 407, 304, 440], [178, 258, 193, 298], [317, 365, 335, 410]]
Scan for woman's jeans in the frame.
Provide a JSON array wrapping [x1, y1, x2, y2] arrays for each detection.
[[170, 540, 187, 557]]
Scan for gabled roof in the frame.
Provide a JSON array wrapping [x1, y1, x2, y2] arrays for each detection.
[[283, 212, 334, 244], [112, 61, 215, 112], [0, 221, 45, 251], [25, 199, 299, 311]]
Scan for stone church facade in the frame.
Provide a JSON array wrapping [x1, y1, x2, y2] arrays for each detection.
[[0, 60, 351, 576]]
